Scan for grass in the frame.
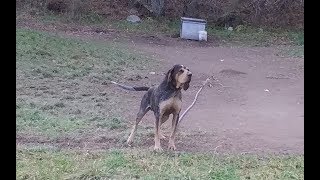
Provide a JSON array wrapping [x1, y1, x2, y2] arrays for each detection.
[[16, 28, 152, 79], [16, 7, 304, 47], [16, 27, 153, 137], [16, 148, 304, 180], [112, 20, 304, 49], [206, 25, 304, 47], [16, 104, 86, 136], [16, 102, 127, 138], [16, 28, 145, 137], [25, 10, 304, 47], [111, 18, 180, 35], [278, 46, 304, 58]]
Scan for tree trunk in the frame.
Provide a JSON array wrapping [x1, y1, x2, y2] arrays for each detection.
[[151, 0, 164, 16]]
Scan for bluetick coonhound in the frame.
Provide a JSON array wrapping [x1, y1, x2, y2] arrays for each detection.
[[112, 64, 192, 151]]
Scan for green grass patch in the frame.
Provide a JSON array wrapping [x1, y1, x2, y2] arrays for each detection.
[[16, 102, 88, 137], [16, 102, 127, 137], [289, 31, 304, 46], [35, 12, 304, 46], [16, 148, 304, 180], [40, 10, 105, 25], [111, 18, 180, 35], [277, 46, 304, 58], [16, 28, 152, 79], [91, 116, 127, 130], [207, 25, 304, 47], [17, 8, 304, 47], [16, 27, 153, 138], [114, 20, 304, 47]]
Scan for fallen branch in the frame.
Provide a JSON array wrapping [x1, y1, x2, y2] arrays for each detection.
[[214, 143, 223, 154], [178, 78, 211, 123]]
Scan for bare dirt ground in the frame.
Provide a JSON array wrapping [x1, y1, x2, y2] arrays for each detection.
[[132, 43, 304, 155], [16, 19, 304, 155]]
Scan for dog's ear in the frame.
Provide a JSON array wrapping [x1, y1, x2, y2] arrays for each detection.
[[166, 67, 176, 87], [183, 80, 190, 90]]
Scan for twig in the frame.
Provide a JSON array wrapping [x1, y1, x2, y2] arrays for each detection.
[[214, 144, 222, 154], [178, 78, 211, 123], [178, 74, 230, 123], [240, 151, 253, 155]]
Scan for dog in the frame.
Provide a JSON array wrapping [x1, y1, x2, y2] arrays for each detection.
[[111, 64, 192, 151]]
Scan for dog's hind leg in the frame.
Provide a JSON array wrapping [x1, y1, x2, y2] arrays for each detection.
[[153, 109, 163, 152], [127, 95, 150, 146]]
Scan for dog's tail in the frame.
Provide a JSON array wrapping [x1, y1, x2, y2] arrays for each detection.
[[110, 81, 149, 91]]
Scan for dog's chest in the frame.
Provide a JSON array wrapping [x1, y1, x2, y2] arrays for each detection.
[[159, 97, 182, 113]]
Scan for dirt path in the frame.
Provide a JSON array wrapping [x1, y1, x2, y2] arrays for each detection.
[[128, 42, 304, 154]]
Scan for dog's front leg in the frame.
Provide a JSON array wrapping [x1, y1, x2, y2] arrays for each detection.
[[168, 112, 180, 151], [159, 114, 169, 139]]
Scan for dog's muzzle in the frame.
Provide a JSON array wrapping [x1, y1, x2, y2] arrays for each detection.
[[187, 71, 192, 80]]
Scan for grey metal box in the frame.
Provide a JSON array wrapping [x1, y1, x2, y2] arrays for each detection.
[[180, 17, 207, 40]]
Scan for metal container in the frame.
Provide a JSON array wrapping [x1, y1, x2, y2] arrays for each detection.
[[180, 17, 207, 40]]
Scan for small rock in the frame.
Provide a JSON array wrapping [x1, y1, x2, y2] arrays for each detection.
[[149, 72, 156, 75], [99, 92, 107, 96], [235, 25, 244, 32], [54, 102, 65, 108], [126, 15, 141, 23], [73, 109, 82, 115], [82, 93, 91, 97], [220, 59, 224, 62], [127, 75, 143, 81], [227, 27, 233, 31], [95, 103, 103, 107], [264, 89, 270, 92]]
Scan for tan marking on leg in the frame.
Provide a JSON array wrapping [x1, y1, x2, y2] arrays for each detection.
[[168, 110, 180, 151], [159, 114, 169, 139], [154, 119, 163, 152]]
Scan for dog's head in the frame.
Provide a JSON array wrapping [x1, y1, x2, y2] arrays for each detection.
[[166, 64, 192, 90]]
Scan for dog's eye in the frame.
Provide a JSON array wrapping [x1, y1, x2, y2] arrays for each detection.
[[179, 69, 184, 73]]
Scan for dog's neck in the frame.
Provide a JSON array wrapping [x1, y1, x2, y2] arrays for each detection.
[[160, 78, 181, 91]]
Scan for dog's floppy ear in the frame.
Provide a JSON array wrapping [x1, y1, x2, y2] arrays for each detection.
[[166, 67, 176, 87], [183, 80, 190, 90]]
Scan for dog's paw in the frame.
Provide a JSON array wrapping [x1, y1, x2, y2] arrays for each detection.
[[168, 143, 176, 151], [126, 139, 133, 146], [153, 146, 163, 152]]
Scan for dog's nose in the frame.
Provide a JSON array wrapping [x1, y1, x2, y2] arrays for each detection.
[[188, 72, 192, 77]]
